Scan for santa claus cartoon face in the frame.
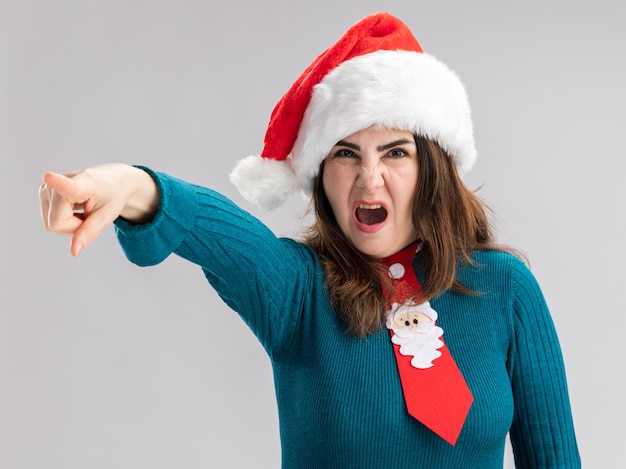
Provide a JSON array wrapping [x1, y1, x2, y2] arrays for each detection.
[[391, 310, 432, 334], [386, 301, 444, 369]]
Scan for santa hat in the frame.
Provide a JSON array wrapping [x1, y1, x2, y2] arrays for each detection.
[[230, 12, 476, 210]]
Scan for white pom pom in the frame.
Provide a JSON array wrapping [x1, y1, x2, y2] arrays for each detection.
[[229, 155, 300, 210]]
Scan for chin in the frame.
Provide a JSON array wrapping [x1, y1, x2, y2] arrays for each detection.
[[351, 238, 395, 259]]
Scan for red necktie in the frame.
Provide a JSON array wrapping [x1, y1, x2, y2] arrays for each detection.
[[382, 243, 473, 446]]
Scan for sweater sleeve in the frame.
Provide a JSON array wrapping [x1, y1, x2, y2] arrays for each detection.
[[506, 258, 581, 468], [113, 169, 317, 358]]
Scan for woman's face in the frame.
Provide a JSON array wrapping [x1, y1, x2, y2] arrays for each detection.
[[322, 127, 419, 259]]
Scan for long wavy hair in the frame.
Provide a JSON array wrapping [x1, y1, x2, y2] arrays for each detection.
[[304, 135, 506, 337]]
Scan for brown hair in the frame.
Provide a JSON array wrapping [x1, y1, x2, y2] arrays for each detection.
[[304, 135, 506, 337]]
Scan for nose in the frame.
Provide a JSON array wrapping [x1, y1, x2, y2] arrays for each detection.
[[356, 162, 384, 192]]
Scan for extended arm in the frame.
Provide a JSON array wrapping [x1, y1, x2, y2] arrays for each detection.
[[111, 169, 317, 357]]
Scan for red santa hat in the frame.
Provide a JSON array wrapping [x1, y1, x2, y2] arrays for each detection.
[[230, 12, 476, 210]]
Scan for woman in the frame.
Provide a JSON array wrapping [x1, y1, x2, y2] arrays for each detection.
[[40, 12, 580, 468]]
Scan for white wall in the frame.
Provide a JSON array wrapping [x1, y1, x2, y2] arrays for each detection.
[[2, 0, 624, 467]]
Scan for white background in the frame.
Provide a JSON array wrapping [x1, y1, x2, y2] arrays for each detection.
[[2, 0, 624, 467]]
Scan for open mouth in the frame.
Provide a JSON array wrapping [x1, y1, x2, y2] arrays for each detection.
[[355, 203, 388, 225]]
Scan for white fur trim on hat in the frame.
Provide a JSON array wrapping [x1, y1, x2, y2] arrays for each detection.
[[291, 49, 476, 195]]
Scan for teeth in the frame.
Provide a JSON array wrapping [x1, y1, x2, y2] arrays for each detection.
[[358, 204, 382, 210]]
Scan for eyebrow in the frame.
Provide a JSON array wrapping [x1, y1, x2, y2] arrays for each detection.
[[334, 138, 415, 152]]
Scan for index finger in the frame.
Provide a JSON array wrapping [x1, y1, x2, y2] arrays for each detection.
[[40, 172, 89, 234], [42, 172, 92, 203]]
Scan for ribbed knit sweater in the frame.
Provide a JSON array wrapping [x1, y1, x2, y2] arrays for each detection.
[[114, 170, 580, 468]]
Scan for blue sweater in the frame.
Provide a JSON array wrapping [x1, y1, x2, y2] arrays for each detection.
[[115, 171, 580, 468]]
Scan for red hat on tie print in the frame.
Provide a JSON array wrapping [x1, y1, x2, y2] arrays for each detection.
[[230, 11, 476, 210]]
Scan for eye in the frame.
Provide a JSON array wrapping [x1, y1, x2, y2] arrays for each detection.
[[412, 318, 419, 325], [333, 148, 357, 158], [404, 320, 410, 326], [386, 148, 408, 159]]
